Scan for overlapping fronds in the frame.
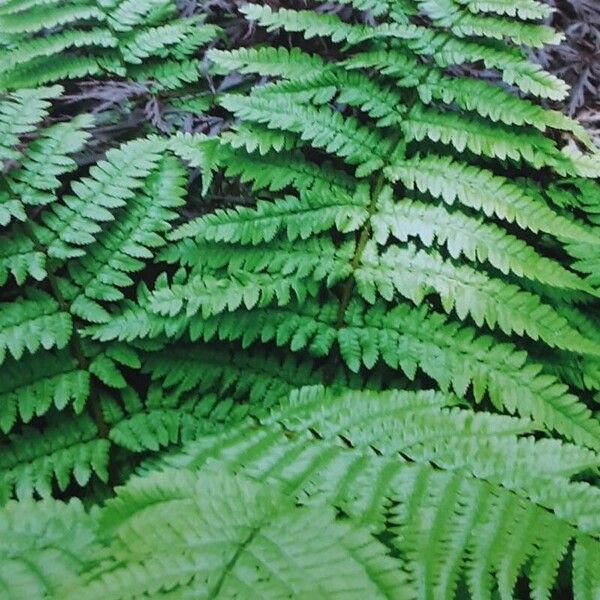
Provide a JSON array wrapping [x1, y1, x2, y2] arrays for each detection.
[[1, 1, 600, 599], [3, 387, 600, 599], [0, 0, 219, 92]]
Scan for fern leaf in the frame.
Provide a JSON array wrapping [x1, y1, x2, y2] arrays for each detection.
[[209, 46, 327, 79], [0, 231, 46, 285], [241, 4, 567, 99], [344, 49, 591, 144], [0, 416, 109, 500], [0, 352, 89, 433], [219, 93, 390, 175], [0, 29, 117, 73], [0, 498, 97, 600], [356, 243, 600, 354], [150, 387, 600, 596], [38, 137, 167, 259], [62, 468, 410, 599], [0, 4, 104, 35], [385, 154, 600, 244], [0, 55, 104, 89], [402, 103, 584, 175], [418, 0, 561, 47], [172, 186, 369, 245], [370, 196, 593, 293], [455, 0, 552, 19], [68, 153, 186, 320], [0, 291, 72, 365], [0, 85, 62, 161], [5, 114, 93, 217], [105, 0, 174, 32]]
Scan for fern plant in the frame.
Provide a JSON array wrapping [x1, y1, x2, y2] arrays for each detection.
[[0, 0, 219, 92], [2, 386, 600, 599], [0, 81, 349, 500], [87, 0, 600, 450], [0, 85, 207, 500], [1, 0, 600, 598]]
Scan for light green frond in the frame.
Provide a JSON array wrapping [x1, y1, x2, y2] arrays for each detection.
[[209, 46, 327, 79], [67, 153, 186, 320], [0, 54, 104, 89], [385, 154, 599, 244], [455, 0, 552, 19], [0, 29, 117, 73], [241, 4, 567, 99], [0, 230, 46, 285], [573, 538, 600, 600], [0, 498, 97, 600], [103, 293, 600, 449], [402, 103, 582, 174], [0, 85, 62, 161], [344, 50, 591, 144], [2, 114, 94, 224], [37, 137, 167, 259], [219, 93, 390, 175], [150, 387, 600, 597], [0, 4, 104, 35], [418, 0, 561, 47], [119, 20, 215, 65], [171, 186, 369, 245], [128, 58, 201, 90], [62, 468, 411, 600], [210, 141, 355, 194], [370, 196, 593, 293], [105, 0, 173, 32], [356, 243, 600, 354]]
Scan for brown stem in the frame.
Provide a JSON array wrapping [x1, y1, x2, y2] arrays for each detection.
[[324, 136, 405, 385]]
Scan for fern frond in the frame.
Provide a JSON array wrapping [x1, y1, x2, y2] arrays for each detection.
[[0, 29, 117, 73], [0, 291, 71, 365], [385, 155, 599, 243], [150, 387, 600, 596], [356, 243, 600, 354], [0, 4, 104, 35], [0, 85, 62, 160], [402, 104, 584, 175], [0, 498, 97, 600], [7, 394, 599, 600], [0, 231, 45, 285], [104, 0, 173, 32], [119, 20, 212, 65], [60, 468, 411, 600], [370, 197, 592, 293], [0, 0, 219, 91], [0, 352, 89, 434], [92, 291, 600, 450], [128, 58, 200, 90], [344, 49, 591, 143], [455, 0, 552, 19], [219, 93, 390, 175], [418, 0, 561, 47], [172, 186, 369, 245], [0, 416, 109, 500], [209, 46, 327, 78], [67, 153, 186, 321], [7, 114, 94, 206], [36, 137, 167, 260], [241, 4, 567, 99]]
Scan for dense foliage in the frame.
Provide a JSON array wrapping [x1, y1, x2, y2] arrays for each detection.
[[0, 0, 599, 598]]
